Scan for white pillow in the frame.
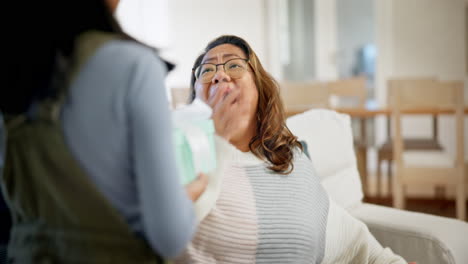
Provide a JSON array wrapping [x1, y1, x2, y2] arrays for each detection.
[[287, 109, 363, 209]]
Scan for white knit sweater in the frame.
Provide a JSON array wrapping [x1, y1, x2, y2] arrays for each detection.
[[176, 146, 406, 264]]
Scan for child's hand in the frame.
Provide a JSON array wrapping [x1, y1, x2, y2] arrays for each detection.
[[185, 173, 208, 201]]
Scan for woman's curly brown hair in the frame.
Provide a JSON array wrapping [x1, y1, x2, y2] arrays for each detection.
[[190, 35, 302, 174]]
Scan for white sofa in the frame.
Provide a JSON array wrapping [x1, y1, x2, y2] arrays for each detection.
[[286, 109, 468, 264]]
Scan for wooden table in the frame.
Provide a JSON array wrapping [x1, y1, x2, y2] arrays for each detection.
[[285, 106, 468, 195]]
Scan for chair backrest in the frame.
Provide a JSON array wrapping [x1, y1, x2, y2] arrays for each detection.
[[386, 77, 436, 106], [287, 109, 364, 209], [280, 82, 330, 111], [390, 80, 462, 109], [327, 76, 367, 108], [386, 77, 438, 139], [171, 87, 191, 109], [390, 80, 465, 165]]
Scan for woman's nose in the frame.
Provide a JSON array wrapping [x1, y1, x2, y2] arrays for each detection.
[[212, 66, 231, 84]]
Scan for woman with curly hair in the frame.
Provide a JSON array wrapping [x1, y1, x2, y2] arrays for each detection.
[[175, 35, 407, 264]]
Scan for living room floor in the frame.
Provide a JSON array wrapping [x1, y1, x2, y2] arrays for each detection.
[[364, 172, 468, 221]]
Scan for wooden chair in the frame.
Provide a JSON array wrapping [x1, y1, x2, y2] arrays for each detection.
[[376, 78, 443, 196], [327, 76, 369, 194], [391, 80, 465, 220], [170, 87, 191, 109], [328, 76, 367, 108], [280, 82, 330, 111]]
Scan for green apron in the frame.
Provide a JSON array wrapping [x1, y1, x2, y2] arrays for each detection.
[[0, 31, 166, 263]]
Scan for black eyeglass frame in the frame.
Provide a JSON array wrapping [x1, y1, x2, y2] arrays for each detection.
[[192, 58, 250, 83]]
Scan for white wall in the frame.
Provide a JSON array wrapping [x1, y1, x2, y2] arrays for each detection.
[[314, 0, 338, 81], [336, 0, 374, 79], [265, 0, 285, 80], [282, 0, 316, 81], [392, 1, 465, 80], [161, 0, 268, 91], [116, 0, 169, 48], [266, 0, 339, 82]]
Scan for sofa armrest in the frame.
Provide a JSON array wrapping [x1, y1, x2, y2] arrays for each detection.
[[350, 203, 468, 264]]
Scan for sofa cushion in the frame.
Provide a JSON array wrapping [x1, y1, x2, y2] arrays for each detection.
[[287, 109, 364, 209]]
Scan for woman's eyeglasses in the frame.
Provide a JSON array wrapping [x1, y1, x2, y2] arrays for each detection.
[[193, 58, 249, 83]]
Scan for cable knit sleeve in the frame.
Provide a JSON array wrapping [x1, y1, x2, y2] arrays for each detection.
[[322, 198, 407, 264]]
